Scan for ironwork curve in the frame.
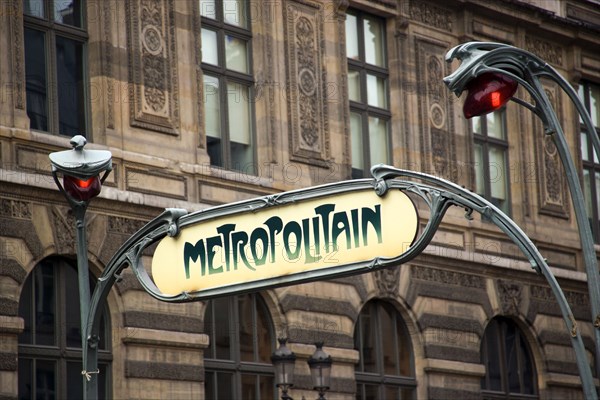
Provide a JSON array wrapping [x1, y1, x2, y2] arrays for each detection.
[[82, 163, 596, 398]]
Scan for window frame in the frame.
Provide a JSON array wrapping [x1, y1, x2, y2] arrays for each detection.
[[472, 109, 511, 216], [354, 300, 416, 400], [203, 293, 275, 399], [346, 9, 391, 179], [481, 317, 537, 400], [200, 1, 257, 173], [580, 81, 600, 242], [23, 0, 90, 137], [18, 258, 112, 399]]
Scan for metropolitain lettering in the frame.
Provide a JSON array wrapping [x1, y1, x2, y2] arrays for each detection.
[[183, 203, 382, 278]]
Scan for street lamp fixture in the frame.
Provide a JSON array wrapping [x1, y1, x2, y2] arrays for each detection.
[[462, 72, 517, 118], [49, 135, 112, 400], [444, 41, 600, 400], [271, 338, 296, 400], [49, 135, 112, 205], [307, 342, 332, 400]]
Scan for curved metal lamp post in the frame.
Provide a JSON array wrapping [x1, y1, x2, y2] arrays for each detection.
[[49, 136, 112, 400], [48, 135, 595, 399], [444, 41, 600, 399]]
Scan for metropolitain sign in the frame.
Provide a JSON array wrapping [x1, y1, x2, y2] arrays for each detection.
[[151, 182, 418, 297]]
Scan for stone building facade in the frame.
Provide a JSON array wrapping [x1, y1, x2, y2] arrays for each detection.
[[1, 0, 600, 399]]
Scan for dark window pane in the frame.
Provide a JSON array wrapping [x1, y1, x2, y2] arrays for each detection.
[[98, 309, 109, 350], [401, 388, 415, 400], [519, 334, 535, 394], [380, 304, 397, 375], [396, 315, 412, 377], [36, 360, 56, 400], [24, 0, 45, 18], [98, 363, 109, 400], [239, 294, 254, 362], [18, 358, 33, 400], [385, 386, 400, 400], [67, 361, 83, 400], [364, 384, 378, 400], [18, 274, 33, 344], [360, 304, 377, 373], [505, 324, 520, 393], [207, 136, 223, 167], [54, 0, 83, 27], [34, 263, 56, 346], [56, 36, 85, 136], [24, 28, 48, 132], [217, 372, 234, 399], [255, 298, 272, 363], [205, 371, 216, 399], [482, 320, 502, 391], [213, 297, 231, 360], [482, 318, 537, 396], [241, 374, 257, 400], [259, 375, 274, 400]]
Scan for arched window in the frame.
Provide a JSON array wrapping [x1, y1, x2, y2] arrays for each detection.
[[354, 300, 416, 399], [18, 258, 111, 399], [204, 293, 274, 399], [481, 317, 537, 399]]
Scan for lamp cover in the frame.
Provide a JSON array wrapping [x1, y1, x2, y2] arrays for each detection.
[[463, 72, 518, 118], [63, 174, 102, 202]]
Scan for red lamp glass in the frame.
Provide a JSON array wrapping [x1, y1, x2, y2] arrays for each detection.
[[63, 175, 102, 201], [462, 72, 518, 118]]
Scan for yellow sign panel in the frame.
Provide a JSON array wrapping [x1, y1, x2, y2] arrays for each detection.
[[151, 189, 418, 295]]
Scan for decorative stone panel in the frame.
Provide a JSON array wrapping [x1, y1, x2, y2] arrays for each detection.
[[497, 279, 522, 316], [126, 0, 179, 135], [51, 206, 76, 254], [525, 36, 563, 67], [0, 198, 31, 220], [409, 1, 452, 31], [534, 85, 569, 218], [373, 267, 400, 297], [102, 0, 115, 129], [416, 38, 456, 180], [284, 0, 330, 167], [412, 265, 485, 289], [10, 0, 25, 110]]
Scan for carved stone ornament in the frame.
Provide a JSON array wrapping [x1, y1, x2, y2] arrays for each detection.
[[51, 207, 76, 253], [525, 36, 563, 66], [416, 41, 456, 180], [0, 198, 32, 220], [409, 1, 452, 31], [531, 285, 588, 308], [284, 0, 330, 167], [412, 265, 486, 289], [374, 267, 400, 297], [534, 86, 569, 218], [108, 216, 146, 235], [497, 280, 522, 315], [127, 0, 179, 135]]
